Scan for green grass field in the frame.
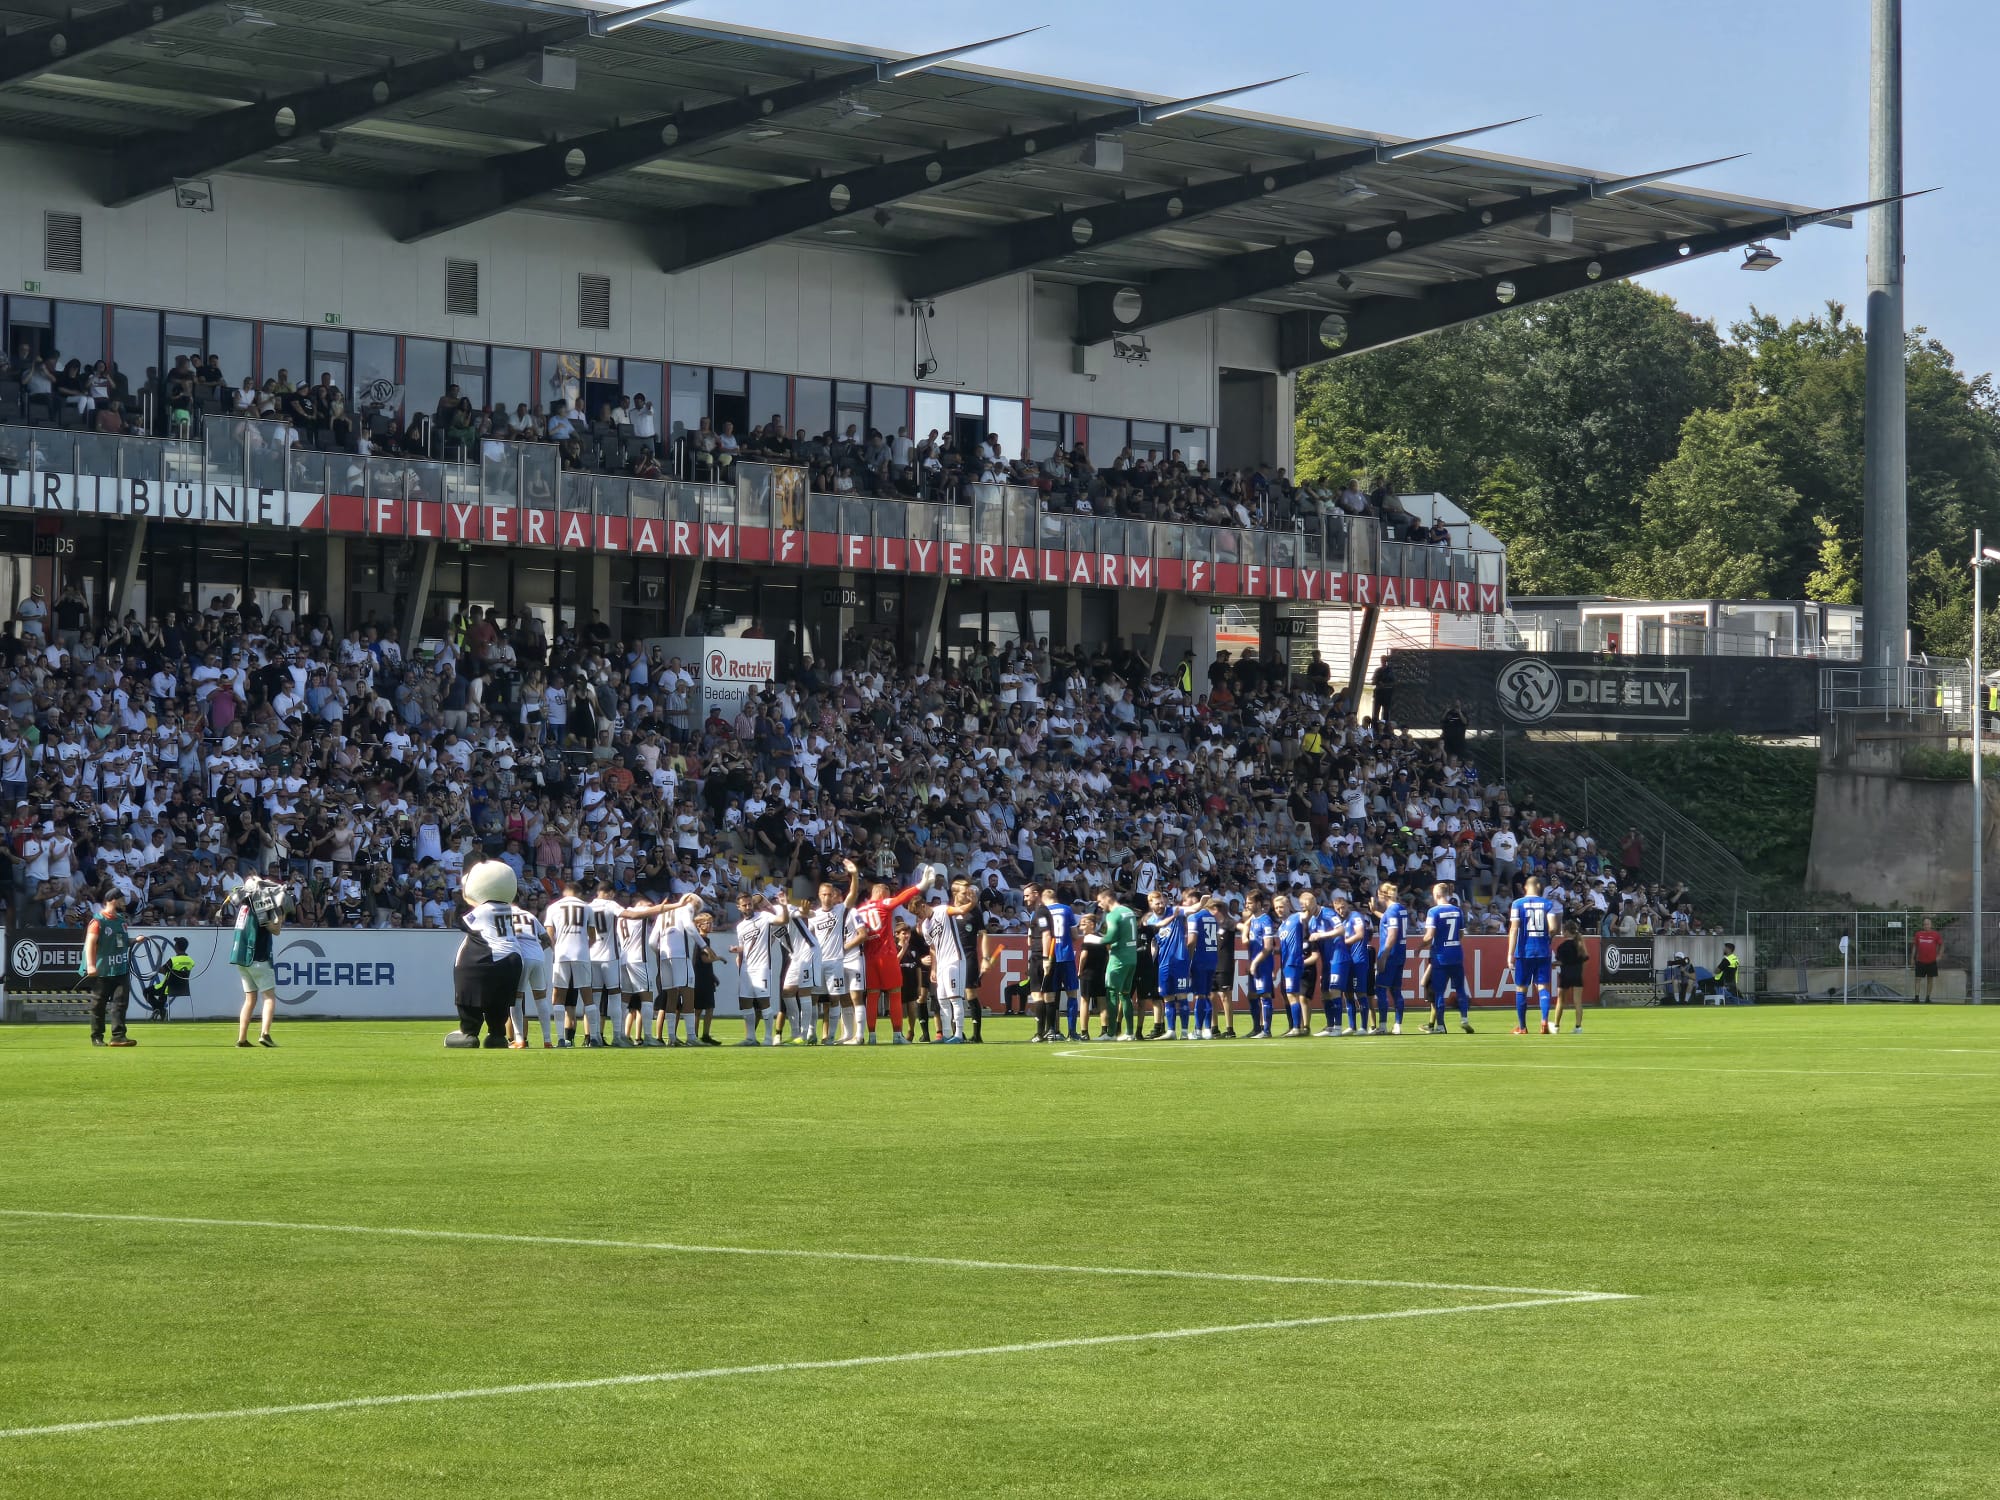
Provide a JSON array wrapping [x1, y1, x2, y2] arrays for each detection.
[[4, 1007, 1998, 1498]]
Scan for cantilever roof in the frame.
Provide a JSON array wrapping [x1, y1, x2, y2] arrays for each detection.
[[0, 0, 1838, 341]]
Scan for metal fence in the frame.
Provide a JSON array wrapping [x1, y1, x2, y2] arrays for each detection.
[[1745, 911, 1999, 1001], [1819, 662, 1973, 731]]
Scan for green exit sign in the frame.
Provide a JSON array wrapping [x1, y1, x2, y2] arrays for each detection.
[[323, 312, 343, 325], [21, 279, 41, 293]]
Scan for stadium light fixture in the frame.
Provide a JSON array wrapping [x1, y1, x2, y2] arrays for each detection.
[[1740, 242, 1782, 270], [877, 27, 1049, 82]]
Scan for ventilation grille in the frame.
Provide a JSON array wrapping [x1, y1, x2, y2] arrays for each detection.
[[43, 211, 82, 274], [444, 258, 480, 317], [577, 272, 611, 331]]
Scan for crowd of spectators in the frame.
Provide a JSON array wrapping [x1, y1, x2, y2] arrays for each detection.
[[4, 346, 1464, 548], [2, 582, 1710, 946]]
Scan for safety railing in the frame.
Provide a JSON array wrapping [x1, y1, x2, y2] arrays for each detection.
[[1819, 661, 1972, 730], [0, 418, 1503, 586]]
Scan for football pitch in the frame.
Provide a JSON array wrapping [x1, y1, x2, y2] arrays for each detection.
[[3, 1008, 1997, 1498]]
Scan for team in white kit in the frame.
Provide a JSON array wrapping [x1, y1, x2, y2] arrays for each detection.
[[475, 854, 981, 1051]]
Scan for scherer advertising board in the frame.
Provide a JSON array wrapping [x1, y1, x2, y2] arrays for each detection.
[[644, 636, 778, 724]]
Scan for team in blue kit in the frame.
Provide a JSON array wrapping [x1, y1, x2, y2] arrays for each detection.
[[1507, 876, 1561, 1034], [1053, 874, 1585, 1045], [1375, 884, 1410, 1035], [1186, 896, 1221, 1039], [1423, 881, 1473, 1034], [1244, 893, 1277, 1038]]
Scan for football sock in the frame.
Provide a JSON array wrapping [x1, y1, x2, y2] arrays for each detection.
[[640, 999, 656, 1036], [583, 1001, 602, 1041], [535, 996, 553, 1045], [1515, 993, 1529, 1029], [1065, 995, 1079, 1035], [1539, 990, 1553, 1023], [607, 996, 626, 1039], [887, 994, 903, 1032], [744, 1013, 757, 1042]]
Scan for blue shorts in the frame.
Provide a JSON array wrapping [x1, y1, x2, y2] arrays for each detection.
[[1189, 962, 1217, 995], [1048, 959, 1079, 994], [1158, 961, 1189, 997], [1377, 952, 1405, 993], [1280, 965, 1305, 994], [1430, 960, 1466, 997], [1325, 957, 1349, 991], [1248, 967, 1273, 997], [1514, 955, 1552, 993]]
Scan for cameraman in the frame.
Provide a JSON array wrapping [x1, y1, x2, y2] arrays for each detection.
[[227, 876, 289, 1047]]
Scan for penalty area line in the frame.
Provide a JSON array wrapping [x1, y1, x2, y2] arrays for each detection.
[[0, 1209, 1617, 1300], [0, 1294, 1628, 1440]]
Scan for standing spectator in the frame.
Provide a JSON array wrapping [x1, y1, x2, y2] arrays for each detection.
[[16, 584, 47, 644], [1620, 826, 1645, 882], [1490, 826, 1519, 897], [1911, 919, 1942, 1003], [82, 889, 137, 1047]]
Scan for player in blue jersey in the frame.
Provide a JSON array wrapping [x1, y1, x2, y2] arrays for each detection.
[[1243, 892, 1277, 1038], [1311, 894, 1347, 1035], [1422, 880, 1472, 1034], [1342, 898, 1375, 1034], [1507, 875, 1560, 1034], [1039, 885, 1083, 1042], [1276, 893, 1312, 1038], [1151, 890, 1192, 1039], [1187, 892, 1221, 1039], [1374, 882, 1410, 1035]]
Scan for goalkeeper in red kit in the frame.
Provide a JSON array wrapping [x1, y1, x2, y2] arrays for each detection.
[[849, 864, 934, 1045]]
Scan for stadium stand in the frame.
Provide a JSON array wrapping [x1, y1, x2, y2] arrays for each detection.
[[0, 597, 1713, 941]]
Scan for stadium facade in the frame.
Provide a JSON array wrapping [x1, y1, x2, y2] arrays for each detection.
[[0, 0, 1837, 676]]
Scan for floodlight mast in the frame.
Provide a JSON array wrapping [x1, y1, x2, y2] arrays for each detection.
[[1861, 0, 1907, 706]]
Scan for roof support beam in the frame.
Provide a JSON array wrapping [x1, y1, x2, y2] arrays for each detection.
[[105, 16, 588, 207], [660, 72, 1297, 274], [904, 116, 1526, 301], [0, 0, 220, 91], [1272, 192, 1909, 372], [659, 107, 1131, 274], [1074, 154, 1745, 344], [408, 28, 1046, 244]]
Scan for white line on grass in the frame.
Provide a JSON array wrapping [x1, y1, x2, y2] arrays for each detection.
[[0, 1294, 1626, 1440], [0, 1209, 1610, 1299], [1051, 1048, 2000, 1082]]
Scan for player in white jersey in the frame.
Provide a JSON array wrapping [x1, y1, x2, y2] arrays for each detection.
[[778, 895, 820, 1045], [918, 885, 978, 1041], [507, 902, 553, 1048], [807, 858, 862, 1043], [615, 894, 683, 1048], [728, 892, 786, 1046], [585, 882, 629, 1047], [649, 895, 706, 1046], [544, 879, 600, 1047]]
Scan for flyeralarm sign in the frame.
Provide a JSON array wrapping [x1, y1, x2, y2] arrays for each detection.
[[1, 471, 1502, 612]]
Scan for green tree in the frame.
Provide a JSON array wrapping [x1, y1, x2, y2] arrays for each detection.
[[1614, 409, 1799, 599], [1804, 514, 1861, 604]]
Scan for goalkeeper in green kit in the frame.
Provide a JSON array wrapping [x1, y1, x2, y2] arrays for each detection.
[[1095, 887, 1139, 1042]]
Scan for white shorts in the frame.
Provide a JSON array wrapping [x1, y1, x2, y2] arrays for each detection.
[[592, 960, 617, 992], [550, 956, 596, 990], [523, 956, 551, 995], [934, 958, 967, 1002], [620, 961, 652, 995], [740, 969, 772, 1004], [821, 968, 849, 997], [656, 956, 692, 992], [236, 961, 276, 994], [783, 950, 819, 992]]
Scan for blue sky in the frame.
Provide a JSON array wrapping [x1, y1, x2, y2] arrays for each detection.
[[692, 0, 1996, 382]]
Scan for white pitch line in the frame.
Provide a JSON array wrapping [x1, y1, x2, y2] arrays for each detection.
[[1051, 1047, 2000, 1082], [0, 1294, 1626, 1440], [0, 1210, 1608, 1300]]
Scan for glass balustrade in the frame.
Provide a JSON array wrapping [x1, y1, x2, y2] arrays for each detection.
[[0, 424, 1502, 599]]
